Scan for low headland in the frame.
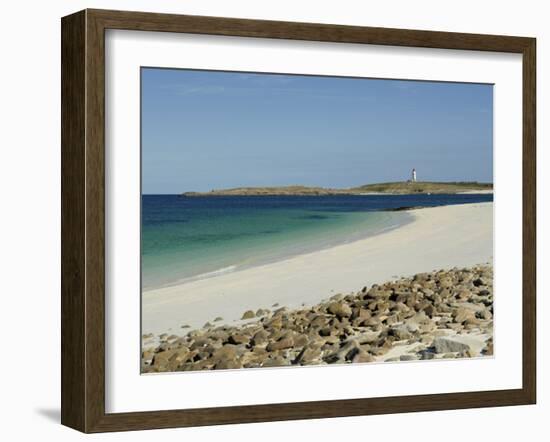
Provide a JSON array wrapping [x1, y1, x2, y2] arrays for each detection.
[[181, 181, 493, 197], [142, 202, 493, 372]]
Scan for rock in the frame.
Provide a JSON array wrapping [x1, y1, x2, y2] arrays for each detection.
[[393, 302, 410, 313], [439, 353, 458, 359], [266, 337, 294, 352], [390, 325, 414, 340], [323, 339, 360, 364], [352, 350, 375, 363], [214, 359, 242, 370], [293, 334, 309, 347], [310, 315, 329, 328], [241, 310, 256, 320], [364, 317, 381, 327], [384, 314, 399, 325], [141, 264, 493, 374], [478, 308, 493, 320], [446, 322, 464, 331], [433, 337, 472, 354], [211, 345, 238, 361], [251, 329, 269, 346], [142, 350, 154, 362], [413, 273, 430, 282], [439, 277, 453, 288], [152, 348, 190, 369], [365, 288, 392, 300], [419, 350, 436, 360], [228, 334, 249, 345], [273, 307, 288, 315], [406, 312, 435, 333], [262, 356, 288, 367], [473, 277, 489, 287], [294, 346, 323, 365], [267, 316, 283, 330], [358, 331, 381, 344], [453, 307, 477, 324], [327, 302, 352, 318], [352, 307, 371, 321], [456, 290, 472, 301], [483, 338, 494, 356], [338, 339, 361, 361], [190, 337, 211, 350], [422, 304, 436, 317]]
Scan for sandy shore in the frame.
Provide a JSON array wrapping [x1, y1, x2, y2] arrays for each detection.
[[142, 202, 493, 336], [360, 190, 493, 195], [457, 190, 494, 194]]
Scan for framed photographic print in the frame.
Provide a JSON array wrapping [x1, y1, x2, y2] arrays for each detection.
[[61, 9, 536, 433]]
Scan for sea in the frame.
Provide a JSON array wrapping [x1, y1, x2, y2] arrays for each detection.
[[141, 194, 493, 290]]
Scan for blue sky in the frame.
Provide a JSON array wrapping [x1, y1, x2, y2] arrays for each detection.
[[141, 68, 493, 194]]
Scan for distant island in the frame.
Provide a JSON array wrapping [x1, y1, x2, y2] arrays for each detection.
[[181, 181, 493, 197]]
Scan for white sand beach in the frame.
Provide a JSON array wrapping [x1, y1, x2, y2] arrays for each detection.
[[142, 202, 493, 336], [457, 189, 494, 194]]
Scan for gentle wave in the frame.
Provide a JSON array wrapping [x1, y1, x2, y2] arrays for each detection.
[[142, 194, 493, 291], [167, 265, 239, 286], [146, 221, 410, 290]]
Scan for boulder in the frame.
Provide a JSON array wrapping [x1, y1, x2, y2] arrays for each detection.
[[294, 346, 323, 365], [352, 349, 375, 363], [453, 307, 477, 324], [390, 325, 414, 340], [251, 329, 269, 346], [241, 310, 256, 320], [262, 356, 289, 367], [266, 337, 294, 352], [211, 344, 239, 361], [214, 359, 242, 370], [228, 334, 249, 345], [327, 302, 353, 318], [433, 336, 472, 354]]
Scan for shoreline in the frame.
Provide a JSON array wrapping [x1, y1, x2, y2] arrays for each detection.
[[360, 190, 493, 195], [143, 210, 414, 291], [143, 202, 493, 336]]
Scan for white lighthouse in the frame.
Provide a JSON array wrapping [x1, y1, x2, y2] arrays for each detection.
[[411, 168, 417, 182]]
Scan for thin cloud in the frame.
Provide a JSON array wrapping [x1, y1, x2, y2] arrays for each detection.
[[161, 83, 374, 103], [172, 85, 226, 96]]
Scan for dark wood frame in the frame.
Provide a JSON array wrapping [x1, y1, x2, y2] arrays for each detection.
[[61, 8, 536, 433]]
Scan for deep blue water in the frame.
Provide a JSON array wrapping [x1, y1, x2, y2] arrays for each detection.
[[142, 194, 493, 289]]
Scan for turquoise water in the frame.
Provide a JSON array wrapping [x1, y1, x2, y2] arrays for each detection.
[[142, 194, 493, 290]]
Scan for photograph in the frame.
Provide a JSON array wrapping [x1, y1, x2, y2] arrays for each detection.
[[140, 68, 494, 373]]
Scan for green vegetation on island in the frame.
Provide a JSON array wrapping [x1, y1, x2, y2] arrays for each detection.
[[181, 181, 493, 197]]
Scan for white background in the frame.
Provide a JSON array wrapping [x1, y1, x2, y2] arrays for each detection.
[[106, 30, 522, 413], [0, 0, 546, 440]]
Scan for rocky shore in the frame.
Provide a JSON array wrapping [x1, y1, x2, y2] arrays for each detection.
[[142, 265, 493, 373]]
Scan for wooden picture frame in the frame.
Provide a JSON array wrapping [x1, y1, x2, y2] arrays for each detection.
[[61, 8, 536, 433]]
